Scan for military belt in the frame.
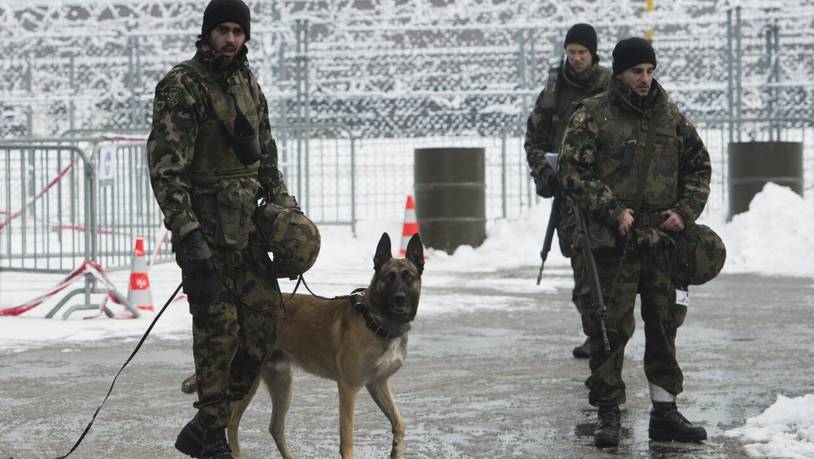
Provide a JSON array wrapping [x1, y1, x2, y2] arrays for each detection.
[[634, 212, 667, 229]]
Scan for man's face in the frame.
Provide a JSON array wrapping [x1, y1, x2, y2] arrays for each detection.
[[619, 63, 655, 97], [208, 21, 246, 60], [565, 43, 593, 74]]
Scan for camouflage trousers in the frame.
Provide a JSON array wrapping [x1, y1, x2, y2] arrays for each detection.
[[189, 250, 281, 429], [572, 245, 687, 407]]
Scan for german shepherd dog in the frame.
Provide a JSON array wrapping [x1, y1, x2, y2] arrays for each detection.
[[182, 233, 424, 459]]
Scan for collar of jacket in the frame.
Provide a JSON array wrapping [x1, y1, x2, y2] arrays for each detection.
[[609, 76, 667, 116], [561, 61, 600, 90], [193, 39, 249, 81]]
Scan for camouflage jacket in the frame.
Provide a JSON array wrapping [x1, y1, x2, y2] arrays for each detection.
[[525, 62, 611, 178], [148, 40, 290, 242], [558, 77, 711, 233]]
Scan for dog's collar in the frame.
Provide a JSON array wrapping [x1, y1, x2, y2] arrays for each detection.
[[349, 289, 399, 339]]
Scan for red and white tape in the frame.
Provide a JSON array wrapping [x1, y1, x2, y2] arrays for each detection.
[[1, 260, 130, 318]]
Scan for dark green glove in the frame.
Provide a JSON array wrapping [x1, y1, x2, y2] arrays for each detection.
[[179, 230, 219, 305]]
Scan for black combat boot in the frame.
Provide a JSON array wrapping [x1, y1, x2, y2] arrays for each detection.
[[175, 419, 234, 459], [572, 336, 592, 359], [649, 402, 707, 442], [594, 405, 621, 447]]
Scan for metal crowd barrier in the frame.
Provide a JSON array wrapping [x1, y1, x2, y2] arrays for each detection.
[[0, 137, 172, 318]]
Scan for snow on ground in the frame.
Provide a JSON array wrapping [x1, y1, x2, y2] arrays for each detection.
[[725, 395, 814, 459], [1, 183, 813, 457], [1, 182, 812, 348]]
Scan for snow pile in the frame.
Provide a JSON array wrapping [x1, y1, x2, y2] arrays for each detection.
[[716, 183, 814, 278], [725, 394, 814, 458], [423, 198, 570, 273]]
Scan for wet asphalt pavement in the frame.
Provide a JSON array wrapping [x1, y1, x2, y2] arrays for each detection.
[[2, 268, 813, 458]]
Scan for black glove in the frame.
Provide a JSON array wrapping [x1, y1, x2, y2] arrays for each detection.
[[179, 229, 219, 305], [533, 164, 558, 198]]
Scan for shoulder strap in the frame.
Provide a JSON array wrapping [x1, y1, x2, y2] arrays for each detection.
[[540, 65, 561, 109]]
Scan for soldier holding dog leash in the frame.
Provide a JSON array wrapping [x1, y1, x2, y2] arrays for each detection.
[[148, 1, 319, 457]]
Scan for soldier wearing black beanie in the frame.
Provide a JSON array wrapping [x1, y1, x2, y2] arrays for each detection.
[[564, 23, 599, 62], [150, 1, 295, 458], [612, 37, 657, 75], [202, 0, 251, 42], [525, 22, 611, 362], [558, 35, 713, 450]]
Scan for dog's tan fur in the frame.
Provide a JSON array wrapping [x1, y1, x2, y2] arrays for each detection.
[[182, 233, 423, 459]]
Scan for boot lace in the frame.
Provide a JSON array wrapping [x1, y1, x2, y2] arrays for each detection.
[[598, 407, 620, 426]]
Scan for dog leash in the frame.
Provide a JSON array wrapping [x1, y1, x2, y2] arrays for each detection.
[[295, 278, 389, 337], [54, 282, 183, 459]]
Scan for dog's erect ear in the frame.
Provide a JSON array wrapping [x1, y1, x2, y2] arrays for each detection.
[[405, 233, 424, 276], [374, 233, 392, 271]]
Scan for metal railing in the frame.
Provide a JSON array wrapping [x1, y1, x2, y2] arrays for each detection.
[[273, 123, 358, 234], [0, 137, 173, 273], [0, 137, 177, 317]]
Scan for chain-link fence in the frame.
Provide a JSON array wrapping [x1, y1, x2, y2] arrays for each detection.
[[2, 2, 813, 137]]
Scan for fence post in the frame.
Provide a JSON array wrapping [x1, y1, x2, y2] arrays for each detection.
[[69, 54, 76, 133], [25, 53, 33, 136], [501, 133, 507, 219], [735, 6, 742, 142], [726, 9, 734, 144], [350, 135, 357, 236]]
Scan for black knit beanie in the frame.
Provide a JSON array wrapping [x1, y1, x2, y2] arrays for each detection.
[[612, 37, 657, 75], [564, 23, 598, 58], [202, 0, 251, 42]]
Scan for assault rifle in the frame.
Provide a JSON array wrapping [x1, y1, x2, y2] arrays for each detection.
[[536, 204, 557, 285], [573, 206, 612, 353], [536, 153, 560, 285]]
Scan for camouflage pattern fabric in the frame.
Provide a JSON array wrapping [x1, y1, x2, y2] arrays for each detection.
[[558, 76, 712, 407], [525, 62, 610, 191], [148, 40, 288, 429], [191, 247, 281, 428], [572, 248, 687, 406], [671, 223, 726, 286], [254, 200, 321, 279], [148, 40, 292, 242], [558, 77, 711, 235], [525, 62, 610, 257]]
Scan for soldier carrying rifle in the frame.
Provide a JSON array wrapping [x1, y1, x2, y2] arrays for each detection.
[[525, 23, 611, 359]]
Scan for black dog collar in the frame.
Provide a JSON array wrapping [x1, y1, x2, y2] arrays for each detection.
[[349, 289, 395, 339]]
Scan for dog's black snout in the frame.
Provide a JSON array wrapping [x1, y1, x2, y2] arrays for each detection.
[[393, 292, 407, 307]]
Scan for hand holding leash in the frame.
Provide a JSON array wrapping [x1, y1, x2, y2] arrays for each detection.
[[178, 229, 219, 304]]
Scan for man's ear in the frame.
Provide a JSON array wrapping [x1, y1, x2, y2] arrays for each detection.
[[405, 234, 424, 276], [374, 233, 392, 271]]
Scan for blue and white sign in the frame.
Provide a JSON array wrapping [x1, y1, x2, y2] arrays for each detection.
[[98, 144, 116, 182]]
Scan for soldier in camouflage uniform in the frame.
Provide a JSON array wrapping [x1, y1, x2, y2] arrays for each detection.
[[558, 38, 711, 448], [147, 1, 292, 457], [525, 23, 611, 359]]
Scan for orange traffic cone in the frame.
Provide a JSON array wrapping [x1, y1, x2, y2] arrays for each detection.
[[127, 238, 154, 312], [400, 195, 421, 257]]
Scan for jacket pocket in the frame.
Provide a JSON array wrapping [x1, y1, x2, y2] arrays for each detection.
[[215, 185, 256, 250]]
